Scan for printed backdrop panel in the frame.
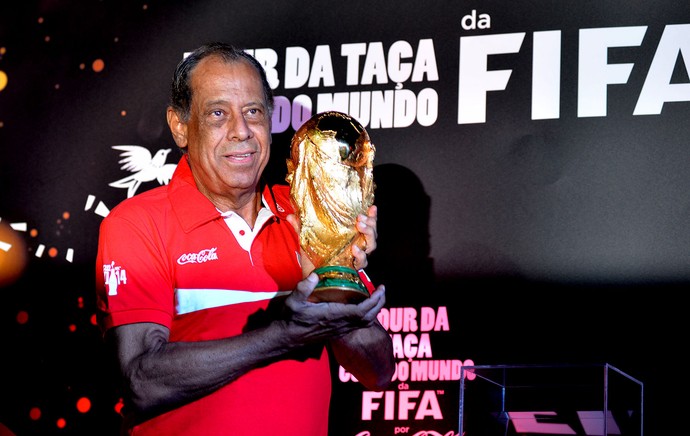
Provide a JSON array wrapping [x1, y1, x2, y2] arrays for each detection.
[[0, 1, 686, 435]]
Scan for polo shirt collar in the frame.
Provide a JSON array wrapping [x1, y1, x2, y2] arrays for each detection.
[[168, 155, 277, 233]]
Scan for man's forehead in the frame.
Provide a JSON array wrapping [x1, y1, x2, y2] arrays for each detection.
[[191, 58, 263, 98]]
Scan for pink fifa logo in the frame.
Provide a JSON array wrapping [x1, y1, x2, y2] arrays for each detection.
[[103, 261, 127, 296]]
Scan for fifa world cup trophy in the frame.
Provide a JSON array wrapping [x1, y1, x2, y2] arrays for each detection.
[[286, 111, 376, 303]]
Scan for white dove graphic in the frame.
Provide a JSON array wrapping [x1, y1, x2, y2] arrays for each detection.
[[109, 145, 177, 198]]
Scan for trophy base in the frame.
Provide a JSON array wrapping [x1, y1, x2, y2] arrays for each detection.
[[310, 265, 370, 304]]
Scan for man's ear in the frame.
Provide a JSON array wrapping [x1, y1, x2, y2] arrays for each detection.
[[167, 107, 188, 149]]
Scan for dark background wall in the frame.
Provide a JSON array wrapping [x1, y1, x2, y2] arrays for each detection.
[[0, 1, 686, 434]]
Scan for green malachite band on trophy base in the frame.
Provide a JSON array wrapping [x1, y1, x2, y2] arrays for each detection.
[[312, 265, 370, 303]]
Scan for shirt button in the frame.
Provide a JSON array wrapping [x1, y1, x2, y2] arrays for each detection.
[[239, 230, 245, 236]]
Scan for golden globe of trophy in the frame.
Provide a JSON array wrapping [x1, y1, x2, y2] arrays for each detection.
[[286, 111, 375, 303]]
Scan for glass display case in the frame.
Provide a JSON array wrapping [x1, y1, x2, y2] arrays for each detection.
[[458, 363, 643, 436]]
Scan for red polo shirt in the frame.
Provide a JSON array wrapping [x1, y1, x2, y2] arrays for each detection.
[[96, 156, 331, 436]]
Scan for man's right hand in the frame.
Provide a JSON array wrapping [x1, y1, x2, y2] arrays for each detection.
[[282, 273, 385, 342]]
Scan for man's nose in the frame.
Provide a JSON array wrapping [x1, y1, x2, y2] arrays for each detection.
[[227, 115, 251, 141]]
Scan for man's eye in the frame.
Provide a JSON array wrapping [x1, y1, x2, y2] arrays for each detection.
[[212, 110, 223, 117], [246, 108, 267, 121]]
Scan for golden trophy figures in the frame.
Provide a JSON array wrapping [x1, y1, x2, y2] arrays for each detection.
[[286, 111, 376, 303]]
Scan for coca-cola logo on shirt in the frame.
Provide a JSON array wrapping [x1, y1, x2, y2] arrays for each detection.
[[177, 247, 219, 265]]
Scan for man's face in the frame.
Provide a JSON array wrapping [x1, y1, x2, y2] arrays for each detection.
[[182, 56, 271, 204]]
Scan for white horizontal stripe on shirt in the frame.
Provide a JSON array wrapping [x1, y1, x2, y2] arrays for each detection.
[[175, 288, 291, 315]]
